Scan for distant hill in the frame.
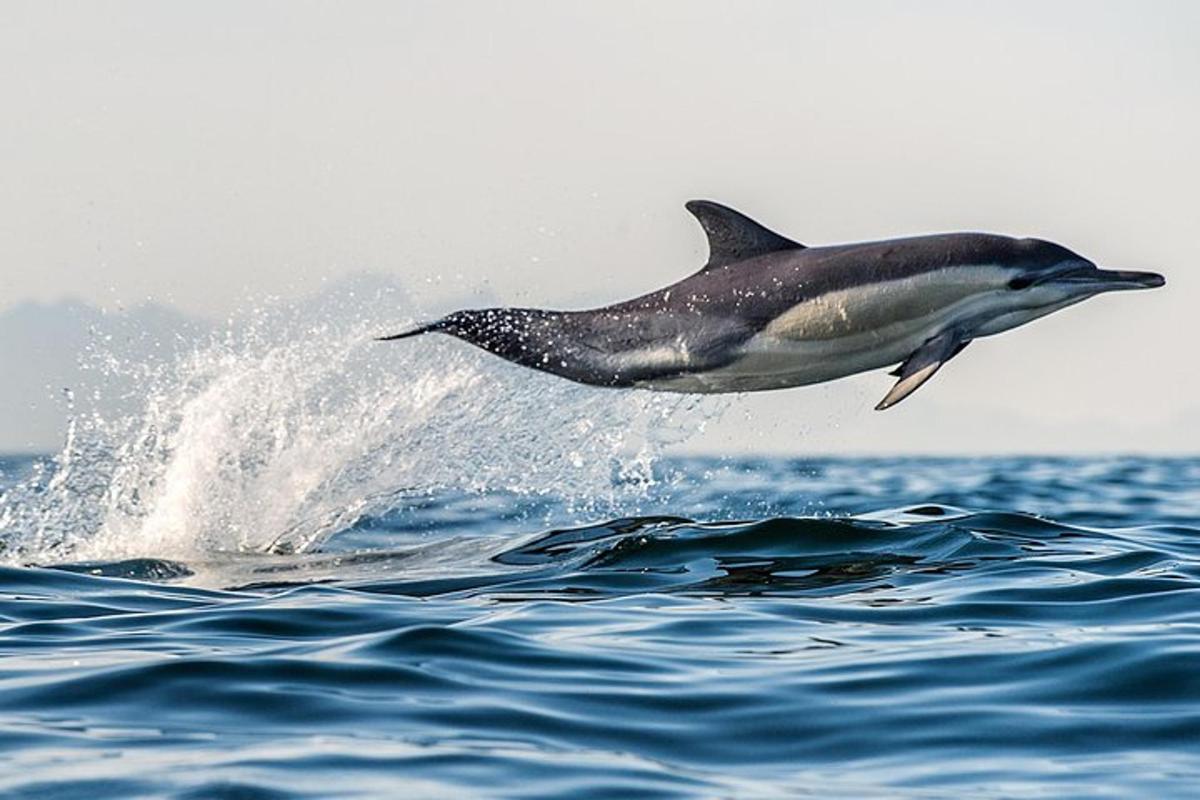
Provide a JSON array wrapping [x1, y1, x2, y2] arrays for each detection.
[[0, 299, 211, 453]]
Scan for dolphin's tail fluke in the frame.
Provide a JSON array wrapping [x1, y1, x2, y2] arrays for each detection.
[[375, 320, 446, 341]]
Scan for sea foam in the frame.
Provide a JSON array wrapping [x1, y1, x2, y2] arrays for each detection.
[[0, 283, 723, 564]]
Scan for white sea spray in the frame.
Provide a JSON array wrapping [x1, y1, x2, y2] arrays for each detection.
[[0, 284, 724, 564]]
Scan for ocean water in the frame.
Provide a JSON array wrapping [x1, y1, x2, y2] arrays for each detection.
[[6, 459, 1200, 800], [1, 295, 1198, 798]]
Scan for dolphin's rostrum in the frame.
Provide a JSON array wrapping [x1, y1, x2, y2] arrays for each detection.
[[381, 201, 1164, 410]]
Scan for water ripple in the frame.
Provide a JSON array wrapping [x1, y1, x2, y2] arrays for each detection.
[[2, 456, 1200, 797]]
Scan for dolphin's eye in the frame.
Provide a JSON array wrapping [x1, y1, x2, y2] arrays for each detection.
[[1007, 275, 1035, 290]]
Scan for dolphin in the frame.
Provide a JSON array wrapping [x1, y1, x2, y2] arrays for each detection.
[[380, 201, 1164, 409]]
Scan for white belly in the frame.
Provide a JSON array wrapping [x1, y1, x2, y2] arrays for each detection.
[[638, 326, 922, 393], [637, 268, 1023, 393]]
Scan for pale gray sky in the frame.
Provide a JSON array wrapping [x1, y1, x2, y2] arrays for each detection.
[[1, 1, 1197, 453]]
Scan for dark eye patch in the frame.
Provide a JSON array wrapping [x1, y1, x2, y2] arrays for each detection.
[[1007, 275, 1036, 290]]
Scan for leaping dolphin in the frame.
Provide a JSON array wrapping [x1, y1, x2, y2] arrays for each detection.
[[380, 201, 1164, 409]]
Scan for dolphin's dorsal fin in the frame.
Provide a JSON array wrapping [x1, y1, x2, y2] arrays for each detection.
[[685, 200, 805, 271]]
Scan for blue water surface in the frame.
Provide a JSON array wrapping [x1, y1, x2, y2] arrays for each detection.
[[2, 455, 1199, 798]]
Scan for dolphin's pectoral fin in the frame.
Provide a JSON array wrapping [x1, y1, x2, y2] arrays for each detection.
[[875, 330, 970, 411], [885, 339, 969, 377], [685, 200, 805, 271]]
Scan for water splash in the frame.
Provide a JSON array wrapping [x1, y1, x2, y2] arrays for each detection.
[[0, 283, 725, 564]]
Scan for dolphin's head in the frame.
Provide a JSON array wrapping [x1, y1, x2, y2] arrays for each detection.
[[1003, 238, 1164, 296], [965, 236, 1163, 338]]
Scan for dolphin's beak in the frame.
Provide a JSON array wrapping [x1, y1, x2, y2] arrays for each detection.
[[1095, 269, 1165, 289], [1089, 271, 1161, 292], [1048, 267, 1165, 292]]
